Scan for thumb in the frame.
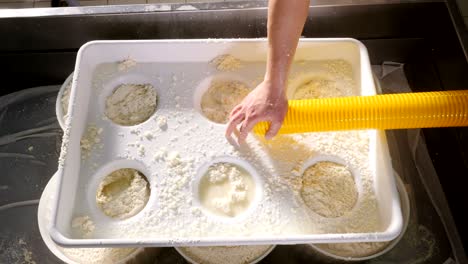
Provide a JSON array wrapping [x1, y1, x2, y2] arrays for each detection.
[[265, 120, 282, 140]]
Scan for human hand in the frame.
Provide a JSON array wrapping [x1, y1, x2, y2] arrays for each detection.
[[225, 79, 288, 144]]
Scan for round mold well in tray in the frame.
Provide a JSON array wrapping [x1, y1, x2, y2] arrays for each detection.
[[308, 172, 410, 261], [299, 155, 362, 219], [193, 73, 252, 125], [99, 73, 159, 127], [38, 173, 157, 264], [192, 156, 263, 222], [286, 69, 357, 100], [86, 159, 153, 221]]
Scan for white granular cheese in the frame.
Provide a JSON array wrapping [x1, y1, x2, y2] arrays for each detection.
[[130, 128, 140, 135], [144, 131, 153, 140], [293, 77, 343, 99], [153, 147, 168, 162], [166, 151, 182, 167], [198, 163, 255, 217], [156, 116, 168, 129], [289, 59, 356, 99], [71, 216, 95, 238], [105, 84, 157, 126], [150, 151, 194, 224], [207, 163, 229, 183], [179, 245, 272, 264], [301, 161, 358, 218], [96, 168, 150, 219], [117, 58, 137, 71], [137, 145, 145, 157], [201, 80, 249, 124], [211, 54, 242, 71]]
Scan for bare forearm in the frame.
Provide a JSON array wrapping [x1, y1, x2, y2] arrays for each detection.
[[265, 0, 310, 92], [225, 0, 309, 142]]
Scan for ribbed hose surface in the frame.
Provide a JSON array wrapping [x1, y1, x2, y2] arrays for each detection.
[[254, 90, 468, 134]]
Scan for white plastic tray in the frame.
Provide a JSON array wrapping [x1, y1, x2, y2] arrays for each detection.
[[51, 38, 402, 247]]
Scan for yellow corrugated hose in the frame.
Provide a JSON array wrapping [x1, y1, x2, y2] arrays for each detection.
[[253, 90, 468, 135]]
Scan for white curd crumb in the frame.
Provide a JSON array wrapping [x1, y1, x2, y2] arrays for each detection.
[[153, 150, 167, 162], [157, 116, 168, 129], [144, 131, 153, 140], [166, 151, 181, 167], [138, 145, 145, 157]]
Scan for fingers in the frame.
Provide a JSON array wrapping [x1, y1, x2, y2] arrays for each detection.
[[229, 104, 242, 118], [265, 119, 282, 140], [238, 115, 259, 143], [225, 111, 245, 138]]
